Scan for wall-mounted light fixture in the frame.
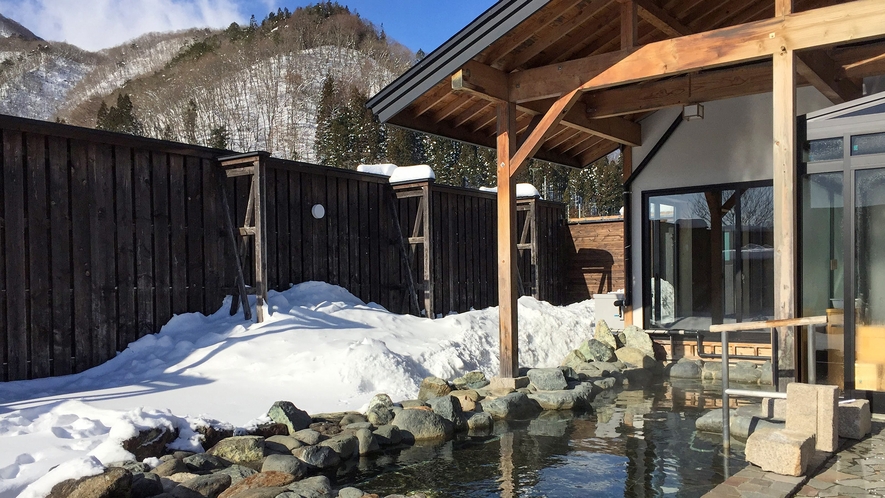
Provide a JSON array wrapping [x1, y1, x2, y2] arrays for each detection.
[[311, 204, 325, 219], [683, 103, 704, 121]]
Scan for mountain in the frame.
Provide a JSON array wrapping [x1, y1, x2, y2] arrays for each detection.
[[0, 13, 40, 40], [0, 4, 412, 162]]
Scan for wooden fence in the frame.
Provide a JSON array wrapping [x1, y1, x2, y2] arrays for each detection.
[[0, 115, 568, 381], [563, 217, 625, 303]]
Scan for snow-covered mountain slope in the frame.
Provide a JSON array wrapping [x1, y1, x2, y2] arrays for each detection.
[[0, 13, 40, 41]]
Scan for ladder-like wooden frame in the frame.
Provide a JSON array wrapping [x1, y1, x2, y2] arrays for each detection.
[[218, 152, 269, 322]]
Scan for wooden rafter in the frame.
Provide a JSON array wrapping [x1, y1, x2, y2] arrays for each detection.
[[634, 0, 692, 37], [452, 60, 641, 146], [509, 0, 885, 103], [482, 0, 586, 67], [797, 50, 863, 104], [620, 0, 637, 49], [510, 89, 582, 176]]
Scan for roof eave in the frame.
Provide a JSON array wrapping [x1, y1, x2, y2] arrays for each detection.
[[367, 0, 548, 124]]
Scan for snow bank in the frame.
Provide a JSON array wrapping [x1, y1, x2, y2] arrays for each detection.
[[389, 164, 435, 184], [0, 282, 594, 497], [356, 163, 398, 177]]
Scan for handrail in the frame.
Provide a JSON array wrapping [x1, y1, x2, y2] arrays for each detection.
[[715, 315, 828, 450]]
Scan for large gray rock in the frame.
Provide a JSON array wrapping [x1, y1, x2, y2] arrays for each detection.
[[594, 320, 619, 349], [281, 476, 332, 498], [292, 445, 341, 469], [479, 392, 543, 420], [267, 401, 312, 435], [528, 388, 591, 410], [560, 349, 587, 369], [465, 411, 493, 431], [337, 487, 365, 498], [391, 408, 453, 441], [207, 436, 265, 464], [427, 396, 466, 431], [261, 454, 307, 477], [318, 433, 358, 459], [212, 465, 257, 485], [217, 471, 297, 498], [373, 424, 402, 446], [108, 460, 150, 474], [668, 360, 701, 379], [526, 368, 568, 391], [731, 362, 762, 384], [170, 485, 205, 498], [338, 413, 367, 427], [48, 468, 132, 498], [179, 473, 232, 498], [183, 454, 230, 473], [579, 339, 616, 362], [131, 472, 164, 498], [614, 347, 655, 369], [366, 405, 395, 426], [417, 376, 452, 400], [265, 435, 303, 454], [154, 458, 189, 477], [354, 428, 380, 455], [123, 426, 178, 461], [291, 429, 321, 446], [622, 326, 654, 357]]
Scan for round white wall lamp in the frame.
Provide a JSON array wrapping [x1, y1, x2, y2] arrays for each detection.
[[311, 204, 325, 219]]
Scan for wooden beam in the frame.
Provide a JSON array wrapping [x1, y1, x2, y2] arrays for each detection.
[[620, 0, 637, 49], [833, 40, 885, 79], [482, 0, 586, 67], [622, 145, 633, 326], [452, 60, 509, 102], [509, 0, 885, 103], [797, 50, 863, 104], [496, 102, 519, 378], [775, 0, 793, 18], [521, 100, 641, 146], [773, 46, 797, 386], [634, 0, 692, 37], [578, 139, 619, 167], [388, 111, 582, 168], [453, 60, 641, 145], [510, 89, 582, 177]]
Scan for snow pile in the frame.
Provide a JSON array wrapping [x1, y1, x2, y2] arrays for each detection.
[[356, 163, 399, 177], [479, 183, 541, 198], [388, 164, 435, 184], [0, 281, 594, 497]]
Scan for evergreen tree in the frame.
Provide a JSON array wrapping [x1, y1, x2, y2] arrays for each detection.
[[161, 123, 174, 141], [183, 99, 198, 144], [96, 94, 143, 136], [209, 126, 230, 149], [314, 75, 341, 166], [96, 101, 109, 129], [383, 126, 424, 166]]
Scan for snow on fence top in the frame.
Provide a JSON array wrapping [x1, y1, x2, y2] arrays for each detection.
[[356, 163, 398, 176], [479, 183, 541, 198]]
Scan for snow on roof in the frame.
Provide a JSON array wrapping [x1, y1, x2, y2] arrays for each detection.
[[479, 183, 541, 198], [356, 163, 398, 177], [388, 164, 435, 184]]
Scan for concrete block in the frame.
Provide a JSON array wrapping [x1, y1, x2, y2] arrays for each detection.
[[785, 383, 839, 452], [761, 397, 787, 421], [745, 428, 816, 477], [816, 385, 839, 452], [838, 399, 872, 440]]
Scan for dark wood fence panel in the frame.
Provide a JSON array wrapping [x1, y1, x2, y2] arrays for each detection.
[[0, 115, 568, 380], [564, 218, 625, 303]]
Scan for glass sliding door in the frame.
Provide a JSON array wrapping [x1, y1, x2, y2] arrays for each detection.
[[853, 167, 885, 391], [801, 173, 844, 387], [646, 184, 774, 330]]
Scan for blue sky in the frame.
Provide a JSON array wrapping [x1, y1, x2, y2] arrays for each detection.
[[0, 0, 496, 53]]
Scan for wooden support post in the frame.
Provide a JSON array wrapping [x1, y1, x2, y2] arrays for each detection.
[[773, 43, 797, 387], [252, 157, 268, 322], [422, 185, 434, 317], [497, 102, 519, 378], [620, 0, 637, 49], [529, 200, 540, 299]]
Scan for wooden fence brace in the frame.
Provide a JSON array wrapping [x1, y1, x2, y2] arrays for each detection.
[[385, 187, 421, 315], [421, 184, 433, 317], [218, 178, 251, 320], [218, 152, 269, 322]]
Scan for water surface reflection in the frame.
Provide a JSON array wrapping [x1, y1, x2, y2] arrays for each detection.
[[336, 380, 746, 497]]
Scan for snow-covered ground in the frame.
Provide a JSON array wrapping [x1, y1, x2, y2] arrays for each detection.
[[0, 281, 595, 498]]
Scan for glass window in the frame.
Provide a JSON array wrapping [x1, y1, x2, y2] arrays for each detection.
[[851, 133, 885, 156], [647, 185, 774, 330], [807, 138, 844, 162]]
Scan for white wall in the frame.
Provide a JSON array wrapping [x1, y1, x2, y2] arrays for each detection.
[[628, 88, 832, 327]]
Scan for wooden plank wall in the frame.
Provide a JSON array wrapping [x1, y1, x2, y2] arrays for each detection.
[[0, 115, 569, 381], [563, 218, 625, 303], [0, 117, 228, 381]]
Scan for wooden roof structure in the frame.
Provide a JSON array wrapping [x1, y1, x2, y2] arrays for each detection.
[[368, 0, 885, 380]]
